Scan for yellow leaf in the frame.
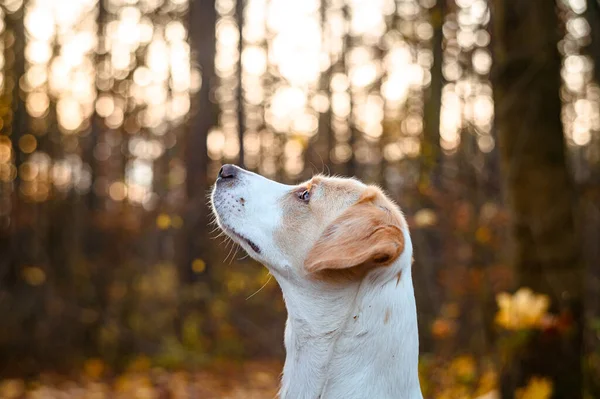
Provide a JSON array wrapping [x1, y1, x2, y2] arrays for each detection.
[[21, 266, 46, 286], [156, 213, 171, 229], [431, 318, 455, 339], [128, 355, 152, 372], [0, 379, 25, 398], [414, 209, 438, 227], [495, 288, 551, 330], [516, 377, 553, 399], [450, 355, 476, 380], [84, 358, 105, 379], [475, 226, 492, 243], [192, 258, 206, 273]]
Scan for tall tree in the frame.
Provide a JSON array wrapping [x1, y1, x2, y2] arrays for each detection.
[[420, 0, 445, 188], [181, 0, 215, 277], [236, 0, 245, 168], [176, 0, 217, 340], [413, 0, 447, 352], [303, 0, 333, 180], [491, 1, 583, 398], [1, 3, 29, 373], [586, 0, 600, 85], [584, 4, 600, 396]]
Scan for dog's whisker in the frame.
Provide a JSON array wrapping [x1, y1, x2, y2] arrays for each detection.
[[245, 274, 273, 300], [229, 246, 240, 264], [314, 149, 329, 176], [224, 241, 237, 263], [208, 226, 222, 235], [228, 245, 239, 264], [218, 236, 232, 249]]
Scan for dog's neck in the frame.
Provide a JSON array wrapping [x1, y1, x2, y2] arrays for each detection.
[[271, 256, 422, 399]]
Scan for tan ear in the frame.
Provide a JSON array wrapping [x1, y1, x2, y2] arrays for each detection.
[[304, 201, 405, 275]]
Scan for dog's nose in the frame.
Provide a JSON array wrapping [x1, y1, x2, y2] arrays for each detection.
[[218, 164, 238, 180]]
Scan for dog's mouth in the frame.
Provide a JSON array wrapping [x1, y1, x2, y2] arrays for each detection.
[[222, 225, 261, 254]]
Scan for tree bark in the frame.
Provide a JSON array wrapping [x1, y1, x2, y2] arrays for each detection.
[[491, 1, 584, 398], [176, 0, 217, 342], [181, 0, 215, 280], [586, 0, 600, 85], [236, 0, 245, 168], [303, 0, 333, 180], [420, 0, 445, 187], [413, 0, 447, 353]]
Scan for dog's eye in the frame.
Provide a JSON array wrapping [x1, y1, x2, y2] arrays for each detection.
[[298, 190, 311, 202]]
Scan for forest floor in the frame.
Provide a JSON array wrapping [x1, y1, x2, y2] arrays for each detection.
[[0, 360, 282, 399], [0, 355, 512, 398]]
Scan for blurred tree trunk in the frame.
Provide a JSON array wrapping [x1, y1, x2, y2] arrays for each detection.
[[236, 0, 245, 168], [3, 0, 25, 290], [177, 0, 217, 339], [580, 3, 600, 392], [343, 4, 357, 178], [581, 186, 600, 397], [183, 0, 215, 279], [82, 0, 108, 355], [586, 0, 600, 85], [420, 0, 445, 188], [304, 0, 332, 179], [1, 4, 28, 373], [585, 3, 600, 396], [491, 1, 583, 398], [413, 0, 446, 353]]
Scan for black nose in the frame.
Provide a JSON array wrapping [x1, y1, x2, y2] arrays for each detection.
[[218, 164, 238, 179]]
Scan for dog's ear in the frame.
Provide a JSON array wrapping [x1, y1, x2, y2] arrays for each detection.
[[304, 199, 405, 275]]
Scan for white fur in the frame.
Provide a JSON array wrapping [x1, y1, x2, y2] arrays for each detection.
[[211, 167, 423, 399]]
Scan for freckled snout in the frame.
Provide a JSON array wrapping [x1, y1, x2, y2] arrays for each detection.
[[212, 164, 245, 212]]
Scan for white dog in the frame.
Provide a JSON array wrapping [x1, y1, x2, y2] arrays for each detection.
[[211, 164, 422, 399]]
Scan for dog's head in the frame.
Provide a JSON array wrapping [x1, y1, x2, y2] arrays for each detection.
[[211, 164, 410, 282]]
